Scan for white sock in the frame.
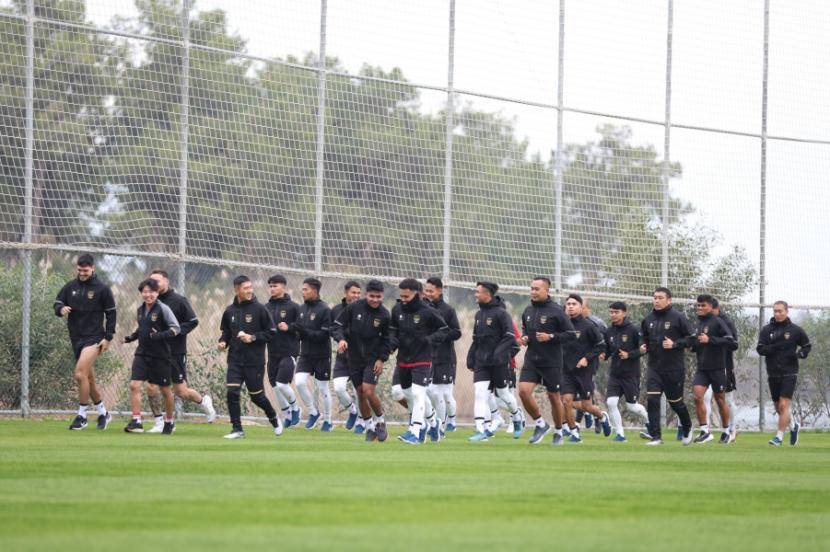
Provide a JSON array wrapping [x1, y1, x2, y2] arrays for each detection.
[[534, 416, 546, 428], [703, 386, 713, 427], [78, 404, 89, 419], [607, 396, 624, 436], [333, 376, 356, 413], [374, 414, 385, 425], [315, 379, 332, 423], [626, 402, 649, 424], [409, 384, 427, 435], [701, 424, 710, 434], [495, 387, 521, 422], [94, 401, 107, 417], [439, 383, 457, 420], [474, 381, 491, 433], [154, 414, 163, 424], [391, 384, 405, 402], [276, 382, 298, 412], [294, 372, 318, 416], [273, 386, 289, 410], [363, 416, 374, 431], [776, 430, 785, 440], [427, 385, 446, 424], [726, 392, 736, 431]]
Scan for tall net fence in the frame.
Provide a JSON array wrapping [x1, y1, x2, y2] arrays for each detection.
[[1, 0, 828, 428]]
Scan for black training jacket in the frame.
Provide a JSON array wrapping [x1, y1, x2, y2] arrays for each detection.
[[757, 317, 811, 376], [719, 313, 739, 372], [521, 297, 576, 369], [389, 296, 449, 366], [158, 288, 198, 356], [293, 298, 332, 359], [641, 306, 692, 372], [219, 296, 276, 366], [604, 318, 642, 376], [266, 294, 300, 358], [467, 296, 517, 369], [689, 313, 735, 371], [428, 297, 462, 369], [53, 274, 116, 344], [331, 298, 392, 366], [563, 316, 606, 373], [125, 300, 180, 359]]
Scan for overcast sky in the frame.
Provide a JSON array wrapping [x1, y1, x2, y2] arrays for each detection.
[[83, 0, 830, 307]]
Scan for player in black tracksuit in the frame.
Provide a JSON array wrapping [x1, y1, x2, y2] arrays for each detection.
[[601, 301, 649, 441], [712, 301, 739, 439], [689, 294, 736, 444], [264, 274, 301, 427], [54, 254, 116, 431], [331, 281, 363, 431], [292, 277, 333, 431], [389, 278, 448, 444], [518, 277, 575, 444], [123, 278, 180, 434], [757, 300, 811, 446], [423, 277, 462, 432], [640, 287, 694, 445], [332, 279, 392, 442], [562, 294, 609, 441], [218, 275, 281, 439]]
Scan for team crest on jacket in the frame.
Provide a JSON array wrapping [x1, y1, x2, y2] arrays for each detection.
[[784, 332, 791, 340], [622, 334, 628, 342], [540, 315, 547, 324], [703, 326, 709, 334], [373, 318, 380, 327], [485, 317, 492, 326], [310, 313, 316, 321], [575, 330, 581, 339], [245, 313, 253, 323], [279, 310, 286, 318], [151, 313, 158, 322], [664, 321, 671, 330], [357, 314, 362, 320], [87, 291, 95, 299], [413, 315, 420, 324]]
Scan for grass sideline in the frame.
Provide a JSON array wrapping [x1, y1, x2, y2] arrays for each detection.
[[1, 417, 828, 552]]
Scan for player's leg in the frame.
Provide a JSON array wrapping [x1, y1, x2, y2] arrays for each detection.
[[692, 371, 711, 441], [70, 344, 101, 430], [224, 361, 245, 438], [390, 366, 408, 409], [244, 364, 281, 436], [276, 357, 300, 427], [665, 370, 693, 445], [703, 385, 714, 428], [153, 360, 175, 435], [470, 376, 492, 440], [144, 383, 166, 433], [294, 359, 319, 427], [362, 364, 387, 442], [314, 359, 333, 432]]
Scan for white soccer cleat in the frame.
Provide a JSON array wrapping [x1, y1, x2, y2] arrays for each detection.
[[681, 428, 694, 446], [729, 428, 737, 443], [274, 422, 284, 437], [223, 430, 245, 439], [147, 418, 165, 434], [201, 395, 216, 423]]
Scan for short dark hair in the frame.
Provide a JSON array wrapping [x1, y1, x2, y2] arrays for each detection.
[[567, 293, 583, 304], [303, 277, 322, 292], [233, 275, 251, 288], [654, 286, 672, 299], [398, 278, 422, 292], [138, 278, 159, 292], [773, 300, 789, 310], [476, 281, 498, 296], [268, 274, 287, 285], [366, 279, 384, 293], [608, 301, 627, 311], [150, 269, 169, 279], [696, 294, 716, 307], [344, 280, 361, 291], [532, 276, 551, 288], [711, 297, 720, 309], [426, 276, 443, 289], [76, 253, 94, 267]]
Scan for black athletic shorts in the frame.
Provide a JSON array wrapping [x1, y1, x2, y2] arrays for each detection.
[[72, 337, 104, 361], [333, 354, 350, 379], [267, 355, 296, 386], [726, 367, 737, 393], [398, 363, 432, 389], [130, 355, 172, 387], [562, 369, 594, 399], [170, 354, 188, 385], [474, 364, 511, 389], [646, 368, 685, 402], [296, 356, 331, 381], [350, 362, 379, 388], [693, 369, 727, 393], [519, 358, 562, 393], [768, 374, 797, 402], [606, 372, 640, 403], [392, 365, 401, 387], [432, 362, 456, 385], [227, 361, 265, 394]]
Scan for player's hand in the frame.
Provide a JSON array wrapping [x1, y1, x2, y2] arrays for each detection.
[[577, 357, 588, 368], [697, 334, 709, 344], [60, 306, 72, 317], [337, 340, 348, 354], [373, 359, 384, 376], [520, 335, 529, 346], [217, 341, 227, 351], [618, 349, 629, 360], [277, 322, 289, 332], [599, 352, 606, 361], [239, 332, 254, 344], [640, 344, 647, 354], [662, 337, 674, 349], [97, 338, 110, 353], [536, 332, 552, 343]]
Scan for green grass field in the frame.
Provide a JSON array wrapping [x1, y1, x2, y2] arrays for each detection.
[[1, 418, 829, 552]]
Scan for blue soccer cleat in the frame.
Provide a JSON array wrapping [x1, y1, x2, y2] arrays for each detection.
[[562, 427, 572, 437], [769, 436, 783, 446], [305, 412, 320, 430], [584, 412, 593, 429], [600, 412, 612, 437], [613, 434, 627, 442], [468, 431, 489, 442], [568, 434, 582, 443], [320, 421, 333, 432], [290, 409, 300, 427], [397, 431, 420, 445], [512, 420, 523, 440], [354, 424, 365, 435], [790, 422, 800, 446], [418, 426, 427, 443], [345, 411, 358, 431], [445, 422, 457, 432], [484, 428, 496, 439], [428, 423, 441, 442]]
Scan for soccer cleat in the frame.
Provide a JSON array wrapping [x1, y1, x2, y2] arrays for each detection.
[[162, 421, 175, 435], [223, 430, 245, 439], [283, 414, 293, 428], [568, 434, 582, 443], [445, 421, 457, 432], [584, 412, 594, 429], [202, 395, 216, 423], [600, 412, 612, 437], [124, 419, 144, 433], [718, 432, 730, 445], [512, 420, 523, 440], [320, 421, 333, 433], [345, 411, 358, 431], [639, 431, 653, 440], [681, 427, 694, 446], [768, 436, 782, 446], [354, 424, 365, 435], [484, 428, 496, 439], [147, 418, 165, 434], [272, 418, 284, 437], [790, 422, 800, 446], [428, 423, 441, 443], [551, 433, 564, 446], [290, 408, 301, 427], [96, 412, 112, 431], [729, 428, 737, 443], [376, 422, 388, 442], [528, 423, 551, 445], [364, 428, 378, 442], [305, 412, 320, 430], [694, 431, 713, 444], [562, 427, 572, 438], [398, 431, 420, 445], [676, 426, 683, 441], [418, 426, 427, 444], [468, 431, 489, 442], [645, 438, 664, 446], [69, 415, 87, 431], [613, 434, 627, 442]]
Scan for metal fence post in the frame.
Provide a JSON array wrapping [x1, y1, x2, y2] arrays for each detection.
[[177, 0, 190, 293], [758, 0, 770, 432], [554, 0, 565, 294], [20, 0, 35, 418], [442, 0, 456, 297], [313, 0, 328, 274]]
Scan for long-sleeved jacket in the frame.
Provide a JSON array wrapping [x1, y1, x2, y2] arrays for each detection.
[[293, 298, 332, 359], [331, 298, 391, 367], [719, 312, 739, 372], [53, 274, 116, 343], [563, 315, 606, 373], [689, 313, 735, 371], [757, 317, 811, 376], [428, 296, 462, 369], [331, 299, 349, 364], [158, 288, 198, 356], [266, 294, 300, 358], [219, 296, 276, 366], [467, 296, 516, 370], [125, 300, 180, 359], [641, 306, 692, 372], [521, 297, 576, 369], [604, 317, 642, 376], [390, 296, 449, 367]]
